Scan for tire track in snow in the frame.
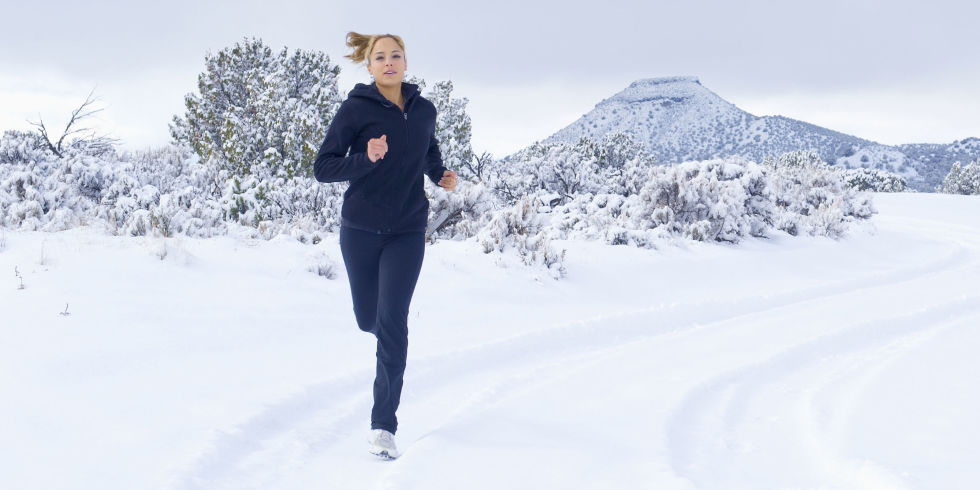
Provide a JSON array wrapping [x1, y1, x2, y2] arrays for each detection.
[[168, 370, 374, 490], [665, 296, 980, 490], [168, 243, 972, 489], [796, 317, 976, 490]]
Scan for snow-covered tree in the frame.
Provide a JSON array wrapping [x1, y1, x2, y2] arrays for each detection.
[[170, 37, 343, 180], [842, 167, 908, 192], [425, 80, 474, 180], [939, 160, 980, 195]]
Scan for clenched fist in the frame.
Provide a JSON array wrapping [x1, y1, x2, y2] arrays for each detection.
[[367, 134, 388, 163], [438, 170, 458, 191]]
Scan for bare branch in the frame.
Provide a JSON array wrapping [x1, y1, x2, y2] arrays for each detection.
[[27, 114, 62, 158], [26, 87, 116, 158], [57, 88, 103, 151]]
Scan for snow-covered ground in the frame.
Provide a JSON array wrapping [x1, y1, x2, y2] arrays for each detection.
[[2, 193, 978, 490]]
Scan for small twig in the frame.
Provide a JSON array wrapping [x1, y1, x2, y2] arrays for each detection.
[[60, 303, 71, 316], [26, 86, 117, 158]]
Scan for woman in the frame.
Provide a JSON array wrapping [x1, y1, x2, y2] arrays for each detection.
[[313, 32, 458, 460]]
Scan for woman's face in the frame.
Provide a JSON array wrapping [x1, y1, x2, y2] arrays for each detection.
[[367, 37, 406, 89]]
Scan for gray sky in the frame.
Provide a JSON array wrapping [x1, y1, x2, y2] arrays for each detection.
[[2, 0, 979, 158]]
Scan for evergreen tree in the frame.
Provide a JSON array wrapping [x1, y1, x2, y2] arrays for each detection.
[[940, 159, 980, 195], [843, 168, 908, 192], [170, 37, 343, 180], [426, 80, 474, 180], [968, 160, 980, 194]]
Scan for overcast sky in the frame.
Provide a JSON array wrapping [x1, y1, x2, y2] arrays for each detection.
[[2, 0, 978, 158]]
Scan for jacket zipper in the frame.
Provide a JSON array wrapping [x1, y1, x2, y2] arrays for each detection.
[[380, 97, 411, 232], [403, 109, 409, 146]]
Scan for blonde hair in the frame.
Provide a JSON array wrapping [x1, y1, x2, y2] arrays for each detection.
[[344, 32, 406, 65]]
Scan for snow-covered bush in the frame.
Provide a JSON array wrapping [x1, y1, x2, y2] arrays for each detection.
[[170, 36, 343, 180], [638, 158, 772, 242], [425, 179, 498, 240], [762, 150, 875, 238], [843, 167, 908, 192], [485, 146, 875, 247], [0, 156, 97, 231], [220, 175, 343, 231], [0, 141, 342, 238], [550, 192, 668, 248], [476, 194, 566, 278], [939, 160, 980, 195], [307, 251, 338, 279], [0, 130, 52, 165], [2, 117, 878, 266], [547, 158, 770, 245], [490, 132, 653, 203]]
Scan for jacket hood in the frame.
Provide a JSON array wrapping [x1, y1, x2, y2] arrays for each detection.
[[348, 82, 421, 107]]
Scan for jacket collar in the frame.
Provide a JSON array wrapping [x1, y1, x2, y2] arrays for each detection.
[[349, 81, 420, 108]]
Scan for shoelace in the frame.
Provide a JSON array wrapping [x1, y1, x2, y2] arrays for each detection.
[[375, 430, 395, 448]]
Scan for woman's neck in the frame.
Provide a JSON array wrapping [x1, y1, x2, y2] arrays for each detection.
[[375, 82, 403, 108]]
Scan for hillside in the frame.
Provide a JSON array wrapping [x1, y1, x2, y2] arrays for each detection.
[[543, 77, 980, 191]]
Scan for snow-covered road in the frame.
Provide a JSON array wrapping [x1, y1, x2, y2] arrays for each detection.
[[2, 193, 978, 489]]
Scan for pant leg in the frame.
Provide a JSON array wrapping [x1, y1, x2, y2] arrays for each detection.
[[371, 231, 425, 433], [339, 227, 382, 334]]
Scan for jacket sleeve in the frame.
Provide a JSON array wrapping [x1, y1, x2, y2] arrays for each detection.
[[313, 102, 376, 183], [424, 128, 449, 185]]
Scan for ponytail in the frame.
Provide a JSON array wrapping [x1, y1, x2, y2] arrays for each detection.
[[344, 31, 406, 64]]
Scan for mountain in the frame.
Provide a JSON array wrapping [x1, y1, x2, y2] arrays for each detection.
[[541, 76, 980, 191]]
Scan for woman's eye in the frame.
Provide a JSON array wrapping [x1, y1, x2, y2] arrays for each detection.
[[393, 55, 401, 58]]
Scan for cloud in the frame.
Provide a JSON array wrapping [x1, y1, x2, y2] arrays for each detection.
[[730, 79, 980, 145], [2, 0, 979, 155]]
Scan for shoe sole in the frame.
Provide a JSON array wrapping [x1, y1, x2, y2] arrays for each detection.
[[369, 448, 398, 460]]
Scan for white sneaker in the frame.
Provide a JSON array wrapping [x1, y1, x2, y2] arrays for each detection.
[[368, 429, 399, 460]]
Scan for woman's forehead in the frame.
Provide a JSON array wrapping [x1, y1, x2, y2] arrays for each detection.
[[372, 38, 402, 54]]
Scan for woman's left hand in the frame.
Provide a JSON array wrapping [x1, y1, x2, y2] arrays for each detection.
[[438, 170, 458, 191]]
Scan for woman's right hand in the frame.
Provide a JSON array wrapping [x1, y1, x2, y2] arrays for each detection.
[[367, 134, 388, 163]]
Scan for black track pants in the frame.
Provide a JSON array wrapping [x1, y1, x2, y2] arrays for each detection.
[[339, 226, 425, 434]]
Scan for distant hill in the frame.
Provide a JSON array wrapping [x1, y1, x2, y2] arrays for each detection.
[[539, 76, 980, 191]]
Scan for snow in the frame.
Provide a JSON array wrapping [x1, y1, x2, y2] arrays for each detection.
[[2, 192, 979, 489]]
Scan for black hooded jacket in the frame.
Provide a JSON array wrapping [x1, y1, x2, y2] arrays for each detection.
[[313, 81, 447, 234]]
